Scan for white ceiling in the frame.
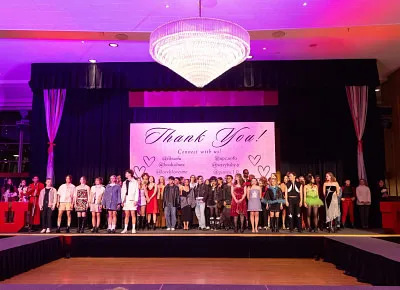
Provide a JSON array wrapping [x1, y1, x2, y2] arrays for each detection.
[[1, 0, 400, 109]]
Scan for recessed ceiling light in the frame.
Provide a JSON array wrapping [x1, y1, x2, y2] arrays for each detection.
[[13, 155, 19, 157], [81, 41, 85, 44], [109, 43, 118, 47], [303, 2, 307, 6], [262, 47, 267, 50], [375, 88, 381, 92], [247, 55, 253, 59], [165, 4, 169, 8], [88, 59, 97, 63]]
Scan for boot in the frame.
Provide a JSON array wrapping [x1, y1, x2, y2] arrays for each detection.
[[56, 226, 61, 233], [210, 217, 215, 230], [66, 226, 70, 233], [271, 217, 275, 232], [138, 216, 143, 231], [297, 216, 302, 233], [95, 227, 99, 233], [215, 217, 220, 231], [142, 217, 146, 230], [81, 217, 86, 233], [275, 217, 279, 233], [77, 217, 81, 233]]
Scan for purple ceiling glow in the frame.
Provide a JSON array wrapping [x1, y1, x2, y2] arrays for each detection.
[[0, 0, 400, 31]]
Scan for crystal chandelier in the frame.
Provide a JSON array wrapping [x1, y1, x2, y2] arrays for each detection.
[[149, 0, 250, 88]]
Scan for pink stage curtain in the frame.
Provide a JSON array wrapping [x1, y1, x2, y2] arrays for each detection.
[[346, 86, 368, 181], [44, 89, 66, 180]]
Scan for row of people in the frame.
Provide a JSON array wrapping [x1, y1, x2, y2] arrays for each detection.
[[2, 169, 375, 234]]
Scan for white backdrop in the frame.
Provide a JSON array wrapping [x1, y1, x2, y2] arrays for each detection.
[[130, 122, 276, 179]]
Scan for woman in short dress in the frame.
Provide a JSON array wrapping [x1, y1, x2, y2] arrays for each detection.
[[90, 177, 105, 233], [231, 173, 247, 233], [266, 175, 285, 232], [137, 179, 147, 230], [304, 174, 324, 232], [280, 175, 289, 230], [323, 172, 340, 233], [102, 175, 121, 234], [145, 176, 158, 230], [74, 176, 90, 233], [247, 178, 262, 233], [121, 170, 139, 234], [157, 176, 166, 229]]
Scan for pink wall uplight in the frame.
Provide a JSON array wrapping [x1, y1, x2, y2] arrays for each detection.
[[129, 91, 278, 108]]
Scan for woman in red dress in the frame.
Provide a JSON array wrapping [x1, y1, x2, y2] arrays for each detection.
[[145, 176, 158, 230], [27, 176, 45, 231], [231, 173, 247, 233]]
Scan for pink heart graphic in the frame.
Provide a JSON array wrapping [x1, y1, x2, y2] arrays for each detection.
[[143, 156, 155, 167], [248, 155, 261, 166], [133, 166, 146, 178], [257, 165, 270, 177]]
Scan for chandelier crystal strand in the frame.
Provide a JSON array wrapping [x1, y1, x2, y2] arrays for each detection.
[[149, 15, 250, 88]]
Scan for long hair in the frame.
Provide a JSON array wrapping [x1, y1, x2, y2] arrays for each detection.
[[305, 174, 314, 185], [326, 172, 336, 182], [234, 173, 245, 187]]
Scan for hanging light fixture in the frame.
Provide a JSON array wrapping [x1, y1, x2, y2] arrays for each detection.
[[149, 0, 250, 88]]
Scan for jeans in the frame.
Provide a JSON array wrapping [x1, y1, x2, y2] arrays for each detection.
[[358, 205, 370, 228], [164, 205, 176, 229], [341, 198, 354, 224], [41, 207, 53, 229], [195, 201, 206, 229]]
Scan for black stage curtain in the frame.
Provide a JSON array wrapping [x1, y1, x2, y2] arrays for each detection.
[[30, 60, 380, 91], [0, 237, 62, 281], [31, 89, 130, 185], [324, 238, 400, 286]]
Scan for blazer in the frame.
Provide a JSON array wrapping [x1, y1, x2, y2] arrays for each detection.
[[38, 187, 58, 209], [121, 179, 139, 204]]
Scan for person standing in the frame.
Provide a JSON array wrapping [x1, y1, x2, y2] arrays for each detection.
[[27, 176, 45, 231], [56, 175, 75, 233], [356, 179, 371, 229], [17, 179, 28, 202], [285, 172, 303, 233], [221, 175, 233, 230], [265, 175, 285, 232], [121, 170, 139, 234], [341, 179, 355, 228], [303, 174, 324, 232], [163, 176, 180, 231], [138, 173, 149, 230], [207, 177, 218, 230], [194, 175, 209, 230], [323, 172, 340, 233], [102, 175, 121, 233], [280, 176, 288, 230], [231, 173, 247, 233], [145, 176, 158, 230], [38, 178, 57, 233], [247, 178, 262, 233], [157, 176, 166, 229], [180, 179, 194, 230], [90, 177, 105, 233], [74, 176, 91, 233]]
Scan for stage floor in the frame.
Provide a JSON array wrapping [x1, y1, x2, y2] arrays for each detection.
[[0, 227, 392, 237], [1, 258, 366, 286]]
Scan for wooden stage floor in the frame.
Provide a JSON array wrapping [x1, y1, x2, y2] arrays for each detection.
[[1, 258, 366, 286]]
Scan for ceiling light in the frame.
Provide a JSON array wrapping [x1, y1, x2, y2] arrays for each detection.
[[13, 155, 19, 157], [88, 59, 97, 63], [81, 41, 85, 44], [149, 0, 250, 88], [303, 2, 307, 6], [165, 4, 169, 8], [109, 43, 118, 47], [375, 88, 381, 92], [247, 55, 253, 59], [263, 47, 267, 50]]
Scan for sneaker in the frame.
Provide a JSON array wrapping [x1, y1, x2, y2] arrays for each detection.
[[206, 226, 210, 230], [166, 228, 171, 231], [40, 229, 46, 233], [132, 229, 136, 234], [121, 229, 127, 234], [46, 228, 51, 233], [171, 228, 175, 231]]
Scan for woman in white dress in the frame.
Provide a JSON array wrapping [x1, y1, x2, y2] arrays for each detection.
[[89, 177, 105, 233], [121, 169, 139, 234], [323, 172, 340, 233]]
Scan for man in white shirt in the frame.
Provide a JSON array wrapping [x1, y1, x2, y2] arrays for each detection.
[[356, 179, 371, 229], [56, 175, 76, 233]]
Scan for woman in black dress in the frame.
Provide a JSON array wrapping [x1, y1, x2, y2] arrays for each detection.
[[180, 179, 193, 230]]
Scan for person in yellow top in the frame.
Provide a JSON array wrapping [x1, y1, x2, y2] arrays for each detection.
[[303, 174, 324, 232]]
